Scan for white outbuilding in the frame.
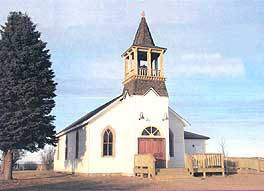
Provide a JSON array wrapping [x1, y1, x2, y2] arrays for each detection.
[[184, 131, 210, 154]]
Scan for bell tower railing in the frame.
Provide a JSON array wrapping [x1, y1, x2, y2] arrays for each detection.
[[123, 47, 165, 83], [151, 69, 161, 77], [138, 68, 148, 76], [137, 68, 161, 77]]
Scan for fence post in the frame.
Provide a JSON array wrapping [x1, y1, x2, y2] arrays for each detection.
[[202, 155, 206, 178], [257, 158, 261, 172], [202, 155, 206, 169]]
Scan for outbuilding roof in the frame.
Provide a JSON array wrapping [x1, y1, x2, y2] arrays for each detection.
[[184, 131, 210, 140]]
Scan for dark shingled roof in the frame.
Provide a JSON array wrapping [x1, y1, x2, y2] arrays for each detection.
[[123, 79, 168, 97], [184, 131, 210, 140], [57, 95, 122, 136], [121, 14, 166, 56], [133, 16, 156, 47]]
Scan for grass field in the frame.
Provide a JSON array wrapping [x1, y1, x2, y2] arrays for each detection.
[[1, 171, 264, 191]]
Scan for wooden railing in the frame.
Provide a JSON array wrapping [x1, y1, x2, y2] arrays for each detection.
[[186, 154, 264, 176], [185, 154, 193, 175], [134, 154, 155, 178], [192, 153, 224, 168], [225, 157, 264, 173], [185, 153, 225, 177], [260, 158, 264, 171]]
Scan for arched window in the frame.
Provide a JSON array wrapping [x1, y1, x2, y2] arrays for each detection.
[[169, 129, 174, 157], [103, 129, 113, 156], [65, 134, 68, 160], [75, 130, 79, 159], [141, 126, 160, 136]]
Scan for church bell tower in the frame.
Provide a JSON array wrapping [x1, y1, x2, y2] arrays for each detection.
[[122, 13, 168, 97]]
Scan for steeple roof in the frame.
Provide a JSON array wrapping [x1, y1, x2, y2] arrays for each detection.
[[122, 12, 166, 57], [133, 15, 155, 47]]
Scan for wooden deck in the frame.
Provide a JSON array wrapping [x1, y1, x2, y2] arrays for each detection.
[[134, 153, 225, 178], [185, 153, 225, 177], [134, 154, 264, 179]]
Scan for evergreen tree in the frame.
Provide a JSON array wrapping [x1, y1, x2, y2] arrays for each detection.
[[0, 12, 57, 180]]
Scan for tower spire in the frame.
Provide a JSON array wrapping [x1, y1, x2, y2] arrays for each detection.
[[133, 12, 155, 47], [141, 11, 145, 17]]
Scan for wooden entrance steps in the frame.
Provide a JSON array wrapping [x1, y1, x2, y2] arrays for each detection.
[[156, 168, 192, 180]]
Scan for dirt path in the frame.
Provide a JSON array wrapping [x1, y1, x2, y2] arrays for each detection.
[[1, 171, 264, 191]]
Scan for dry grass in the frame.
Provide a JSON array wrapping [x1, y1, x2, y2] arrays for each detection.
[[1, 170, 264, 191]]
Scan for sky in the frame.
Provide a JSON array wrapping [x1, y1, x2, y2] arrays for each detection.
[[0, 0, 264, 159]]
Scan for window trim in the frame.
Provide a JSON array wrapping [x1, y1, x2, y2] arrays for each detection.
[[101, 126, 115, 158]]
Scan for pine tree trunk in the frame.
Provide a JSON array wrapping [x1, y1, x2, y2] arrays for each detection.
[[3, 150, 13, 180]]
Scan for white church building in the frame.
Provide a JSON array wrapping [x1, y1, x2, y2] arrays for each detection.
[[54, 14, 209, 176]]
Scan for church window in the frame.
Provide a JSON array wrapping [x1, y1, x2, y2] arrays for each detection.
[[75, 130, 79, 159], [65, 134, 68, 160], [57, 140, 60, 160], [169, 129, 174, 157], [141, 127, 160, 136], [103, 129, 114, 156]]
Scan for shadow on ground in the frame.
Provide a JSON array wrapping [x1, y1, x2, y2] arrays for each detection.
[[16, 173, 72, 181], [0, 178, 152, 191]]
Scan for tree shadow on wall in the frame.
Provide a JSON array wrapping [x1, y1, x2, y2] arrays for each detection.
[[63, 127, 87, 174]]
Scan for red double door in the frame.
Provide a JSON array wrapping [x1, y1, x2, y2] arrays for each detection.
[[138, 138, 166, 168]]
